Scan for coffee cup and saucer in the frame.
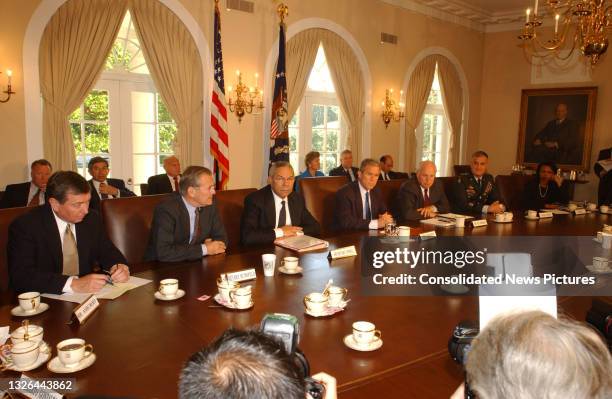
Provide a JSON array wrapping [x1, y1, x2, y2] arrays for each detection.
[[279, 256, 303, 275], [0, 340, 51, 372], [47, 338, 96, 373], [343, 321, 383, 351], [11, 292, 49, 317], [303, 292, 335, 317], [586, 257, 612, 274], [524, 210, 539, 220], [324, 286, 349, 309], [154, 278, 185, 301], [493, 212, 513, 223]]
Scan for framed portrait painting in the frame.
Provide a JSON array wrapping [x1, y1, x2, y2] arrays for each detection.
[[517, 87, 597, 171]]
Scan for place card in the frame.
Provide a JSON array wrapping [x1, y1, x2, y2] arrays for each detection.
[[223, 268, 257, 283], [419, 230, 437, 240], [72, 295, 99, 324], [574, 209, 587, 215], [328, 245, 357, 260], [471, 219, 488, 227], [539, 212, 554, 219]]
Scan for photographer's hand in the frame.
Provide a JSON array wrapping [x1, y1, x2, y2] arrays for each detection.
[[311, 372, 337, 399]]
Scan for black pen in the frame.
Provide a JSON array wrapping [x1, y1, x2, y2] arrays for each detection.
[[100, 269, 115, 286]]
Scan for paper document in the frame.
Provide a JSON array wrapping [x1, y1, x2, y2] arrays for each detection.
[[597, 159, 612, 172], [42, 276, 152, 304], [438, 213, 474, 220], [540, 209, 570, 215], [420, 218, 455, 228]]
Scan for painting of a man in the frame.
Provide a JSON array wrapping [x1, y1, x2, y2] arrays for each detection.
[[530, 103, 582, 165]]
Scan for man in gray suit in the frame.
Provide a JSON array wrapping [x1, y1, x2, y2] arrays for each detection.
[[145, 166, 227, 262], [395, 160, 449, 222]]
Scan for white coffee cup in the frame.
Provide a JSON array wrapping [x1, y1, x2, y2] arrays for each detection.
[[281, 256, 299, 271], [304, 292, 328, 314], [326, 286, 348, 307], [504, 212, 513, 222], [495, 213, 505, 222], [56, 338, 93, 368], [262, 254, 277, 277], [602, 232, 612, 250], [18, 292, 40, 313], [601, 205, 609, 214], [587, 203, 597, 211], [10, 323, 44, 344], [592, 257, 610, 271], [603, 224, 612, 234], [455, 218, 465, 228], [398, 226, 411, 241], [526, 210, 538, 219], [158, 278, 179, 297], [10, 341, 40, 368], [230, 286, 252, 308], [597, 231, 603, 243], [217, 278, 240, 302], [352, 321, 382, 346], [568, 203, 578, 212]]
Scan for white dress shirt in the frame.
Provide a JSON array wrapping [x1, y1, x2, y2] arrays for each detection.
[[272, 190, 292, 238], [346, 168, 356, 182], [27, 183, 45, 205], [181, 196, 208, 256], [92, 180, 121, 199], [358, 182, 379, 230], [52, 211, 78, 293], [167, 174, 180, 191], [381, 172, 389, 181]]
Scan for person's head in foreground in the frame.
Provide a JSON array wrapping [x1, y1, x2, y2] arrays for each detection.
[[463, 310, 612, 399], [179, 328, 336, 399]]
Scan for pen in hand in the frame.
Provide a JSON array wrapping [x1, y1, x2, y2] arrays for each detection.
[[100, 269, 115, 286]]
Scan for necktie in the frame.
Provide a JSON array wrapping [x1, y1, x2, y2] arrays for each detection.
[[365, 192, 372, 221], [424, 188, 432, 207], [173, 176, 179, 192], [100, 183, 109, 200], [28, 189, 41, 207], [278, 200, 287, 228], [62, 224, 79, 276], [190, 207, 201, 245], [476, 178, 482, 189]]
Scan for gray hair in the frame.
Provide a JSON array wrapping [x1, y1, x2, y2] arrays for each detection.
[[466, 310, 612, 399], [179, 166, 212, 196], [416, 160, 436, 174], [359, 158, 379, 172], [268, 161, 294, 177], [340, 149, 352, 157]]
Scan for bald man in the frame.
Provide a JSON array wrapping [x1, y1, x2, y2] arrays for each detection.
[[395, 160, 450, 222], [530, 103, 581, 165], [146, 156, 182, 195]]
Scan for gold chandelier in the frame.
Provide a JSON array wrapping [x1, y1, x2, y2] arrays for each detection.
[[226, 70, 264, 123], [518, 0, 612, 65], [381, 89, 405, 128]]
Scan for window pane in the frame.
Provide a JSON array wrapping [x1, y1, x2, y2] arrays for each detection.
[[325, 130, 339, 152], [327, 106, 339, 126], [70, 107, 82, 121], [84, 124, 109, 153], [133, 154, 156, 185], [307, 45, 335, 92], [84, 90, 109, 121], [132, 123, 155, 153], [71, 124, 83, 153], [312, 129, 324, 151], [158, 95, 173, 123], [322, 153, 336, 174], [311, 104, 324, 128], [289, 127, 298, 152], [76, 155, 87, 176], [132, 91, 155, 123], [290, 153, 299, 175], [159, 124, 176, 153], [289, 111, 299, 127]]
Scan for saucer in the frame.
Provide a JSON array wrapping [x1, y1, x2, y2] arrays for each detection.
[[524, 216, 539, 220], [0, 341, 51, 372], [586, 265, 612, 274], [380, 237, 400, 244], [491, 219, 513, 224], [154, 289, 185, 301], [213, 293, 254, 310], [343, 334, 383, 352], [279, 266, 303, 275], [47, 353, 96, 373], [10, 303, 50, 317], [304, 304, 345, 317]]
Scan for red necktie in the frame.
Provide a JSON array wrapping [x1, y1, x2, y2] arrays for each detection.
[[28, 189, 41, 207], [423, 188, 432, 207], [173, 176, 179, 192]]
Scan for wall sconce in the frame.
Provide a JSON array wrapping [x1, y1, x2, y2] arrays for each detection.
[[381, 88, 404, 128], [226, 70, 263, 123], [0, 70, 15, 103]]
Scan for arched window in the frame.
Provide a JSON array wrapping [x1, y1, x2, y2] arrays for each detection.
[[289, 44, 344, 175], [69, 11, 177, 192]]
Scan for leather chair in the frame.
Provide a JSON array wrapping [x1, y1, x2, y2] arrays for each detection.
[[453, 165, 471, 176], [140, 183, 149, 196], [496, 174, 534, 211], [215, 188, 256, 253], [0, 206, 33, 301], [299, 176, 349, 236], [377, 179, 405, 212], [438, 176, 457, 201], [101, 194, 170, 265]]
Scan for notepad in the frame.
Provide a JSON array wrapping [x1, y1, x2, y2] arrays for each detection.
[[42, 276, 152, 304], [275, 235, 329, 252], [420, 218, 455, 228]]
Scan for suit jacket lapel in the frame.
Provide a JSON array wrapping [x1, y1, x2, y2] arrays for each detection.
[[352, 183, 364, 219], [176, 195, 191, 241], [264, 187, 277, 228], [42, 206, 63, 273], [89, 180, 100, 205], [288, 192, 300, 225]]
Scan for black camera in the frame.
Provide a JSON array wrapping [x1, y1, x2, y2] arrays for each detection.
[[261, 313, 325, 399], [448, 320, 479, 399]]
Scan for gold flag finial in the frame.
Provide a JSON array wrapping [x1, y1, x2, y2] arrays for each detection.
[[277, 3, 288, 23]]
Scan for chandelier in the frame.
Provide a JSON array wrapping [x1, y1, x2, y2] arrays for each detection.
[[518, 0, 612, 65], [226, 70, 264, 123], [381, 89, 405, 129]]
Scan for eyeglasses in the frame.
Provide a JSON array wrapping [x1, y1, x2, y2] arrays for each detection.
[[273, 176, 295, 184]]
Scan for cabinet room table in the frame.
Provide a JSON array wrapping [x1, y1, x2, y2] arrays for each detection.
[[1, 211, 610, 398]]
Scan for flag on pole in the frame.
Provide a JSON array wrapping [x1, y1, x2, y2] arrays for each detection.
[[269, 19, 289, 165], [210, 1, 229, 190]]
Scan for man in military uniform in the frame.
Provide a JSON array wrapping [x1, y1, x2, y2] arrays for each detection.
[[451, 151, 505, 215]]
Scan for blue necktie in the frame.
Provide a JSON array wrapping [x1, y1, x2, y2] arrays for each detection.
[[365, 192, 372, 221]]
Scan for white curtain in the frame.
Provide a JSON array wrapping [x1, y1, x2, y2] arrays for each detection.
[[436, 56, 464, 176], [129, 0, 204, 166], [286, 29, 320, 121], [39, 0, 128, 171]]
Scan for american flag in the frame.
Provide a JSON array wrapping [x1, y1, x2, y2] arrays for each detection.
[[269, 21, 289, 164], [210, 1, 229, 190]]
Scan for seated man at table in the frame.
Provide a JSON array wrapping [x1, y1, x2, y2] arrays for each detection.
[[334, 158, 393, 230], [329, 149, 358, 182], [0, 159, 52, 209], [594, 146, 612, 206], [87, 156, 136, 212], [451, 311, 612, 399], [147, 155, 181, 195], [241, 161, 320, 246], [395, 160, 449, 222], [450, 150, 505, 215], [7, 171, 130, 294], [179, 328, 338, 399], [145, 166, 227, 262]]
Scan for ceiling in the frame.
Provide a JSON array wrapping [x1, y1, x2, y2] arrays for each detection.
[[455, 0, 529, 14]]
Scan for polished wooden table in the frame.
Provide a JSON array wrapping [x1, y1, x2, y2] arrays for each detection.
[[1, 212, 610, 398]]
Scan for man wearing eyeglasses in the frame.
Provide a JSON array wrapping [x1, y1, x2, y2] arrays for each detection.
[[145, 166, 227, 262], [240, 161, 320, 246]]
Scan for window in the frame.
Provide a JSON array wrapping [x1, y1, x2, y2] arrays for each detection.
[[417, 65, 450, 175], [289, 44, 344, 175], [70, 11, 177, 192]]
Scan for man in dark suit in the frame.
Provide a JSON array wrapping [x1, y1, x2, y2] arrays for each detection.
[[147, 156, 181, 195], [7, 171, 129, 294], [241, 161, 320, 246], [396, 160, 450, 222], [378, 155, 405, 181], [0, 159, 52, 209], [145, 166, 227, 262], [451, 150, 504, 215], [87, 156, 136, 211], [594, 147, 612, 205], [329, 150, 358, 182], [529, 103, 582, 165], [334, 158, 392, 230]]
